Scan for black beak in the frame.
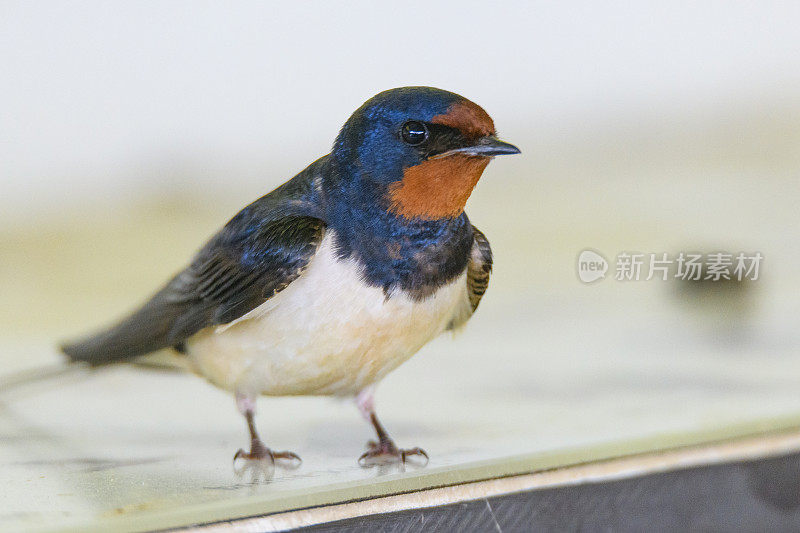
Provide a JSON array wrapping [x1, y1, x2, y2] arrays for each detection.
[[430, 136, 521, 159]]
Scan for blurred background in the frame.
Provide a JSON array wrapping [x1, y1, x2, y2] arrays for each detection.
[[2, 2, 800, 525], [3, 0, 800, 404], [3, 1, 800, 327]]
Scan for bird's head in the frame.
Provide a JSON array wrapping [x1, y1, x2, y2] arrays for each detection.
[[332, 87, 520, 221]]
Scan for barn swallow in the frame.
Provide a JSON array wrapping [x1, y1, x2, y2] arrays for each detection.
[[62, 86, 520, 466]]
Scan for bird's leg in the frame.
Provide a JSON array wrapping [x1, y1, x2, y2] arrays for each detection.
[[356, 387, 428, 466], [233, 392, 301, 465]]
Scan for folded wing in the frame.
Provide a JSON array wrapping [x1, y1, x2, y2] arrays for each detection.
[[62, 214, 326, 366], [448, 226, 492, 331]]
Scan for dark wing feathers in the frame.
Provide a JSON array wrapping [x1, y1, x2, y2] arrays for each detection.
[[62, 213, 326, 366], [466, 226, 492, 312], [189, 215, 326, 327], [447, 225, 492, 331]]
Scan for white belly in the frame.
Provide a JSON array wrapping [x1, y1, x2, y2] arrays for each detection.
[[186, 232, 469, 397]]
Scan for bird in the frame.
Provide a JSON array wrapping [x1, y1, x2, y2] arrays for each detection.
[[61, 86, 520, 466]]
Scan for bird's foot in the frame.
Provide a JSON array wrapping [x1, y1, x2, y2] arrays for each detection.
[[233, 442, 301, 482], [233, 440, 301, 468], [358, 439, 428, 467]]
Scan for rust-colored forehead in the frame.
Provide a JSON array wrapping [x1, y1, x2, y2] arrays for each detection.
[[431, 100, 495, 138]]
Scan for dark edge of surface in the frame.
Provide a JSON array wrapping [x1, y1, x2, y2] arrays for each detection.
[[298, 450, 800, 532]]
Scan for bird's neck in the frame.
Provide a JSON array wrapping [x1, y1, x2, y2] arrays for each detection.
[[323, 172, 473, 298]]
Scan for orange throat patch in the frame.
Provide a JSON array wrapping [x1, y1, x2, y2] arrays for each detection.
[[387, 155, 490, 220]]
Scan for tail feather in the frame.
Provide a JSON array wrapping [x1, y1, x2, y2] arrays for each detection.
[[61, 289, 187, 367]]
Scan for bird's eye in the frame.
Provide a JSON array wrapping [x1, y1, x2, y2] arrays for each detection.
[[401, 121, 428, 145]]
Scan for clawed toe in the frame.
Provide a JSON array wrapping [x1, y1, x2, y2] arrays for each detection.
[[233, 446, 302, 467], [356, 409, 429, 467], [358, 443, 429, 467], [400, 447, 428, 463], [234, 447, 269, 463], [271, 450, 302, 464]]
